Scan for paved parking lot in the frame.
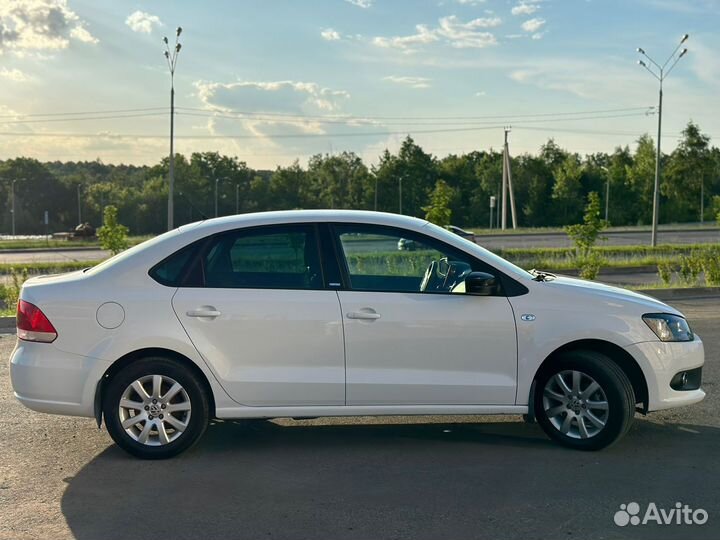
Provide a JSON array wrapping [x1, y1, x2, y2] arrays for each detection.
[[1, 297, 718, 540]]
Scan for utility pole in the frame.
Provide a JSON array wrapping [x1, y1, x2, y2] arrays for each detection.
[[637, 34, 689, 246], [235, 183, 240, 215], [163, 27, 183, 231], [501, 127, 518, 229], [77, 184, 82, 225]]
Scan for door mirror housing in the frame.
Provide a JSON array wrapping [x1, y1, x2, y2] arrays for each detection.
[[465, 272, 501, 296]]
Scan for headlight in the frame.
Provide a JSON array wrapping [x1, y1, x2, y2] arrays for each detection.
[[642, 313, 694, 342]]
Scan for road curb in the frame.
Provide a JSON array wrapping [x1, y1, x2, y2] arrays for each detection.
[[0, 316, 15, 331], [640, 287, 720, 301], [0, 246, 103, 254]]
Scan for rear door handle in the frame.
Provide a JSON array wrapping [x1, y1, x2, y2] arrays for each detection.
[[346, 310, 381, 321], [186, 307, 222, 318]]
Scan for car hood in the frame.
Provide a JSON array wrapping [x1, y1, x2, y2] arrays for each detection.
[[541, 275, 683, 317]]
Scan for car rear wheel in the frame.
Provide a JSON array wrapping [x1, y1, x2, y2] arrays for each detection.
[[103, 357, 209, 459], [534, 350, 635, 451]]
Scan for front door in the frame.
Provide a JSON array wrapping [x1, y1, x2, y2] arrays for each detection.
[[173, 224, 345, 407], [332, 224, 517, 406]]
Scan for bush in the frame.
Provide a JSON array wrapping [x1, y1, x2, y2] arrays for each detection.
[[97, 205, 129, 255], [679, 253, 703, 286], [657, 261, 673, 286], [578, 250, 605, 280], [0, 267, 28, 311], [701, 248, 720, 286]]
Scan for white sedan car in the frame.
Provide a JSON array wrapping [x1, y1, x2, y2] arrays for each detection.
[[10, 210, 704, 459]]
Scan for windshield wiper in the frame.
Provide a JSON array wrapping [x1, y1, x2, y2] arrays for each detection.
[[529, 268, 556, 282]]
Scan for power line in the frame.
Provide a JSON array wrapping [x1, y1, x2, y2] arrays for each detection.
[[0, 112, 169, 124], [0, 114, 655, 140], [175, 105, 655, 121], [0, 107, 167, 119], [175, 110, 654, 127]]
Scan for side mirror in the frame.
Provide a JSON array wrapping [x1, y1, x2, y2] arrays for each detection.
[[465, 271, 501, 296]]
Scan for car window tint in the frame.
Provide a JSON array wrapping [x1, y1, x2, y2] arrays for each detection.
[[149, 242, 199, 286], [334, 225, 473, 293], [203, 225, 322, 289]]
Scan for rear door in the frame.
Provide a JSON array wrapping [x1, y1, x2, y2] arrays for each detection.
[[172, 223, 345, 407]]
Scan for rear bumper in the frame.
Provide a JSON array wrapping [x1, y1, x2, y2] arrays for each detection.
[[10, 339, 110, 418], [625, 337, 705, 412]]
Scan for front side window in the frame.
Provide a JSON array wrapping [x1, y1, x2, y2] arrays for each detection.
[[202, 225, 322, 289], [334, 224, 476, 293]]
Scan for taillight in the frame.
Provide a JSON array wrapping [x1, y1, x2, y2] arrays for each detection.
[[16, 300, 57, 343]]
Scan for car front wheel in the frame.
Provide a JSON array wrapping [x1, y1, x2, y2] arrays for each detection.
[[103, 357, 210, 459], [534, 350, 635, 451]]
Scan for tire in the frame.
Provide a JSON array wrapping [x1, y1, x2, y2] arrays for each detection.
[[103, 357, 210, 459], [534, 350, 635, 451]]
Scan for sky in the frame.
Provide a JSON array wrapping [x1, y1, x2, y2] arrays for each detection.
[[0, 0, 718, 170]]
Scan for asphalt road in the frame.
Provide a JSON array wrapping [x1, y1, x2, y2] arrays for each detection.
[[476, 228, 720, 249], [1, 297, 718, 540]]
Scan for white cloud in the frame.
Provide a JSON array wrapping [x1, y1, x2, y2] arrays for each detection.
[[437, 15, 500, 48], [0, 67, 28, 81], [194, 80, 351, 114], [345, 0, 372, 7], [475, 90, 487, 97], [383, 75, 431, 88], [321, 28, 341, 41], [511, 3, 540, 16], [456, 0, 487, 4], [531, 32, 545, 40], [373, 24, 438, 51], [0, 0, 98, 53], [125, 11, 163, 34], [521, 18, 545, 33], [373, 15, 500, 52]]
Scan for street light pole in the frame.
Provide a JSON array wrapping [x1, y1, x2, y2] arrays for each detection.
[[600, 165, 610, 222], [637, 34, 689, 247], [163, 27, 183, 231], [11, 179, 16, 236], [215, 177, 221, 217], [77, 184, 82, 225], [235, 183, 240, 215], [398, 176, 403, 215]]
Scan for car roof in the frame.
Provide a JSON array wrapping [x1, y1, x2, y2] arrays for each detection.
[[188, 209, 429, 232]]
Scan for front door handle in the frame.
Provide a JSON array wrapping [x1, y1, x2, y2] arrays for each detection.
[[186, 307, 222, 318], [346, 309, 381, 321]]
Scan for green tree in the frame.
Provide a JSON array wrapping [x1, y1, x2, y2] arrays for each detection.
[[565, 192, 608, 257], [626, 135, 658, 225], [552, 154, 584, 223], [423, 180, 455, 226], [97, 205, 129, 255], [663, 122, 712, 222]]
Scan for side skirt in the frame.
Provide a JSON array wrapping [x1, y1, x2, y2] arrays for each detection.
[[215, 404, 529, 419]]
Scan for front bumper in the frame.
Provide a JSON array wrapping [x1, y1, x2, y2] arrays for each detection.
[[625, 336, 705, 412], [10, 339, 110, 418]]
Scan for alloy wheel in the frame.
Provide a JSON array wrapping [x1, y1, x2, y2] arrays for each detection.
[[542, 370, 609, 440], [118, 374, 192, 446]]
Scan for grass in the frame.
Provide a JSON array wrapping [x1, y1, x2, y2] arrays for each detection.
[[0, 236, 151, 250], [0, 261, 101, 274], [468, 222, 720, 235]]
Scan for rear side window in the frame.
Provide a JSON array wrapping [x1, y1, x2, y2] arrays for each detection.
[[149, 243, 199, 286], [202, 225, 322, 289]]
